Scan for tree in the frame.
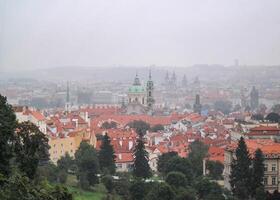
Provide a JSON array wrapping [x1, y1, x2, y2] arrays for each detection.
[[57, 152, 74, 172], [0, 94, 16, 176], [251, 114, 264, 121], [150, 124, 164, 132], [75, 141, 100, 189], [266, 112, 280, 123], [272, 104, 280, 114], [133, 139, 151, 179], [164, 157, 193, 183], [101, 121, 117, 129], [251, 148, 265, 197], [165, 171, 186, 188], [129, 180, 147, 200], [14, 121, 50, 179], [230, 137, 251, 200], [101, 175, 114, 193], [145, 182, 175, 200], [98, 133, 116, 174], [194, 177, 224, 200], [207, 160, 224, 180], [255, 186, 266, 200], [127, 120, 150, 137], [188, 140, 208, 176], [157, 151, 178, 174], [214, 100, 232, 115]]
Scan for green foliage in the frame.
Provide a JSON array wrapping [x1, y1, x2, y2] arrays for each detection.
[[57, 152, 74, 172], [150, 124, 164, 132], [157, 151, 178, 174], [75, 141, 100, 189], [207, 160, 224, 180], [98, 133, 116, 175], [0, 94, 16, 176], [251, 148, 265, 197], [14, 121, 50, 179], [165, 157, 193, 183], [174, 187, 196, 200], [129, 180, 146, 200], [188, 140, 208, 176], [127, 120, 150, 137], [35, 162, 59, 183], [255, 186, 266, 200], [114, 176, 131, 200], [165, 171, 186, 188], [230, 137, 251, 200], [101, 175, 114, 193], [194, 177, 224, 200], [145, 182, 175, 200], [133, 139, 151, 179]]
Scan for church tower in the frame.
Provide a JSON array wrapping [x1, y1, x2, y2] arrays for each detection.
[[250, 86, 259, 110], [146, 70, 154, 109], [65, 81, 71, 112], [193, 94, 202, 114]]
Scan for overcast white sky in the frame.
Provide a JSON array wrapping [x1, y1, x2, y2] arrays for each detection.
[[1, 0, 280, 71]]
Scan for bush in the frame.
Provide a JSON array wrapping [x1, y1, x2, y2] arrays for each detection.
[[165, 172, 187, 188]]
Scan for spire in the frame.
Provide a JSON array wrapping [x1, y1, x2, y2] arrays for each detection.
[[133, 72, 141, 86], [66, 81, 70, 103]]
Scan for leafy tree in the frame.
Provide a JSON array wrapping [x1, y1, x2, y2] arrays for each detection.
[[251, 114, 264, 121], [165, 171, 186, 188], [145, 182, 175, 200], [157, 151, 178, 174], [127, 120, 150, 137], [57, 152, 74, 172], [75, 141, 100, 189], [101, 175, 114, 193], [114, 175, 131, 200], [98, 133, 116, 174], [194, 176, 224, 200], [133, 139, 151, 179], [14, 121, 50, 179], [175, 188, 196, 200], [150, 124, 164, 132], [165, 157, 193, 183], [230, 137, 251, 200], [188, 140, 208, 176], [266, 112, 280, 123], [207, 160, 224, 180], [214, 100, 232, 114], [255, 186, 266, 200], [0, 94, 16, 176], [129, 180, 147, 200], [251, 148, 265, 197], [35, 162, 58, 183]]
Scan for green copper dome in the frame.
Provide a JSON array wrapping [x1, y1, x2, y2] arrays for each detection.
[[128, 85, 146, 93]]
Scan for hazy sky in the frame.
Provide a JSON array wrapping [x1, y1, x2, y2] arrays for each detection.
[[1, 0, 280, 71]]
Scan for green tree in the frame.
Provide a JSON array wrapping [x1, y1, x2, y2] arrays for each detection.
[[255, 186, 266, 200], [101, 175, 114, 193], [165, 157, 193, 183], [145, 182, 175, 200], [165, 171, 186, 188], [14, 121, 50, 179], [251, 148, 265, 197], [57, 152, 74, 172], [75, 141, 100, 189], [98, 133, 116, 174], [207, 160, 224, 180], [133, 139, 151, 179], [157, 151, 178, 174], [129, 180, 147, 200], [127, 120, 150, 137], [195, 176, 224, 200], [188, 140, 208, 176], [101, 121, 117, 129], [230, 137, 251, 200], [0, 95, 16, 176]]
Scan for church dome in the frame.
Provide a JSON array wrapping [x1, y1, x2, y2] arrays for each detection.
[[128, 85, 145, 93]]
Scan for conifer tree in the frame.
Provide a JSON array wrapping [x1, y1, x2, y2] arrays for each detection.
[[98, 133, 116, 174], [0, 94, 16, 176], [133, 138, 151, 179], [230, 137, 252, 200], [251, 148, 265, 197]]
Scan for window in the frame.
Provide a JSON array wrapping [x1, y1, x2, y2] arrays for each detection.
[[116, 164, 122, 168], [272, 164, 276, 172], [264, 177, 268, 185], [272, 177, 276, 185], [264, 164, 268, 172]]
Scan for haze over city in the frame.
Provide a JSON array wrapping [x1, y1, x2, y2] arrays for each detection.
[[1, 0, 280, 72], [1, 1, 280, 200]]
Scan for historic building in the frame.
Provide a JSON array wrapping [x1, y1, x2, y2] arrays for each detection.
[[125, 72, 154, 115], [193, 94, 202, 114], [250, 86, 259, 111]]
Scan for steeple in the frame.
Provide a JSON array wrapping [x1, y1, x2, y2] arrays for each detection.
[[133, 72, 141, 86], [250, 86, 259, 110], [65, 81, 71, 112], [146, 70, 154, 110], [193, 94, 202, 114]]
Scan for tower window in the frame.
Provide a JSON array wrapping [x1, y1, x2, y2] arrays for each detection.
[[149, 91, 151, 97], [142, 98, 144, 104]]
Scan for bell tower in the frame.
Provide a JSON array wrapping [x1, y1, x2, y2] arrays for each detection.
[[146, 69, 154, 109]]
